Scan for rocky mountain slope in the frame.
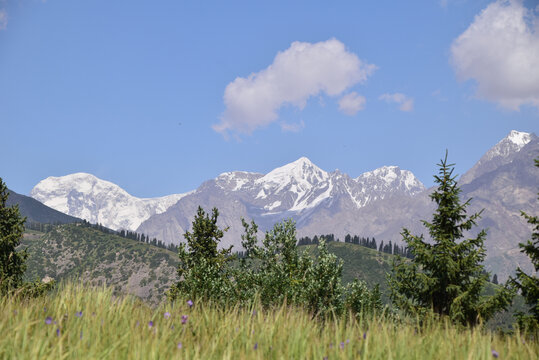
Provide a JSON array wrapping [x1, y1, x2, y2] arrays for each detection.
[[30, 173, 190, 231], [136, 158, 425, 249]]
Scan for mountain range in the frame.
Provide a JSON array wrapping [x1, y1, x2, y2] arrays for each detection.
[[27, 130, 538, 280]]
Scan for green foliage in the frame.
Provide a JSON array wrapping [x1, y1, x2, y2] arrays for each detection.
[[0, 178, 28, 295], [388, 152, 513, 326], [168, 208, 383, 319], [511, 158, 539, 333], [167, 207, 234, 303]]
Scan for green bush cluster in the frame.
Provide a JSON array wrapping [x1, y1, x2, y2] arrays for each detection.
[[167, 207, 383, 319]]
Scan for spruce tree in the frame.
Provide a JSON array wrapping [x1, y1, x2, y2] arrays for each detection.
[[388, 152, 513, 326], [511, 158, 539, 332], [0, 178, 28, 295]]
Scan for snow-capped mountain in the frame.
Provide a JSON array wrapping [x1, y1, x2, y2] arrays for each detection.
[[30, 173, 190, 231], [136, 158, 425, 249], [460, 130, 536, 184]]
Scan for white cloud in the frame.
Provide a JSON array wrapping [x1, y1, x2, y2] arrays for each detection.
[[0, 9, 7, 30], [451, 0, 539, 110], [214, 38, 377, 136], [280, 120, 305, 133], [338, 92, 366, 115], [379, 93, 414, 112]]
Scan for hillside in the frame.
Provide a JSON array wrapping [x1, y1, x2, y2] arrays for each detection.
[[6, 188, 82, 224], [21, 224, 179, 304]]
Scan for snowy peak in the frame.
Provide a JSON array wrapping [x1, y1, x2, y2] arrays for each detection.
[[506, 130, 532, 148], [256, 157, 329, 190], [460, 130, 537, 184], [355, 166, 425, 195], [31, 173, 189, 231]]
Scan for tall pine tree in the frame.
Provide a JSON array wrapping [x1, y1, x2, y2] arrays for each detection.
[[388, 152, 513, 326], [511, 158, 539, 332], [0, 178, 28, 295]]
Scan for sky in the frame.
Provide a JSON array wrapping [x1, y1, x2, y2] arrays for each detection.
[[1, 0, 538, 198]]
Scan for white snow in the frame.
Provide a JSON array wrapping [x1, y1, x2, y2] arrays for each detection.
[[30, 173, 192, 231], [507, 130, 531, 148]]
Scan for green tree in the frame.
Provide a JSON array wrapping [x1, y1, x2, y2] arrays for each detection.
[[167, 206, 234, 303], [0, 178, 28, 295], [388, 152, 513, 326], [511, 158, 539, 332]]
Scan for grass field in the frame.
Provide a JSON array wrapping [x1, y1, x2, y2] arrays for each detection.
[[1, 283, 537, 359]]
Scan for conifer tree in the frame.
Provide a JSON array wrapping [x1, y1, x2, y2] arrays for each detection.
[[511, 158, 539, 332], [167, 206, 233, 302], [0, 178, 28, 295], [388, 152, 513, 326]]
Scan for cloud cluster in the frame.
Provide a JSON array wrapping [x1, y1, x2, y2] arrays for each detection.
[[338, 92, 366, 116], [214, 38, 376, 136], [451, 0, 539, 110], [379, 93, 414, 112], [0, 9, 7, 30]]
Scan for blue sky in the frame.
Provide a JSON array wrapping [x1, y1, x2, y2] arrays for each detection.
[[1, 0, 538, 197]]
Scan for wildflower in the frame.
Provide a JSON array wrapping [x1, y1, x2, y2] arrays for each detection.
[[164, 312, 171, 319], [43, 307, 47, 312], [56, 328, 61, 337], [252, 310, 257, 316], [187, 300, 193, 308], [340, 342, 345, 349], [45, 317, 53, 325], [177, 342, 182, 349], [181, 315, 188, 324], [254, 343, 258, 350], [492, 350, 499, 358], [75, 311, 83, 318], [363, 332, 367, 339], [170, 325, 175, 330], [148, 321, 154, 328], [346, 339, 350, 344], [136, 321, 140, 327]]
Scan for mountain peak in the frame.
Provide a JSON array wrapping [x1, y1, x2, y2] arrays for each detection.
[[257, 157, 328, 189], [506, 130, 532, 148], [459, 130, 536, 184]]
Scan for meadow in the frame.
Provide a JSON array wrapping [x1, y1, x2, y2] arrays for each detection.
[[1, 283, 537, 360]]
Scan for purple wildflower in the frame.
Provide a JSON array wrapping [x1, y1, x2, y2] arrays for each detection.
[[148, 321, 154, 328], [329, 343, 333, 349], [170, 325, 175, 330], [187, 300, 193, 308], [164, 312, 171, 319], [45, 317, 53, 325], [56, 328, 61, 337], [492, 350, 499, 358], [136, 321, 140, 327], [181, 315, 188, 324], [323, 357, 328, 360], [363, 332, 367, 339], [43, 307, 47, 312], [340, 342, 345, 350], [75, 311, 83, 318], [254, 343, 258, 350], [346, 339, 350, 344], [252, 310, 257, 316], [177, 342, 182, 349]]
